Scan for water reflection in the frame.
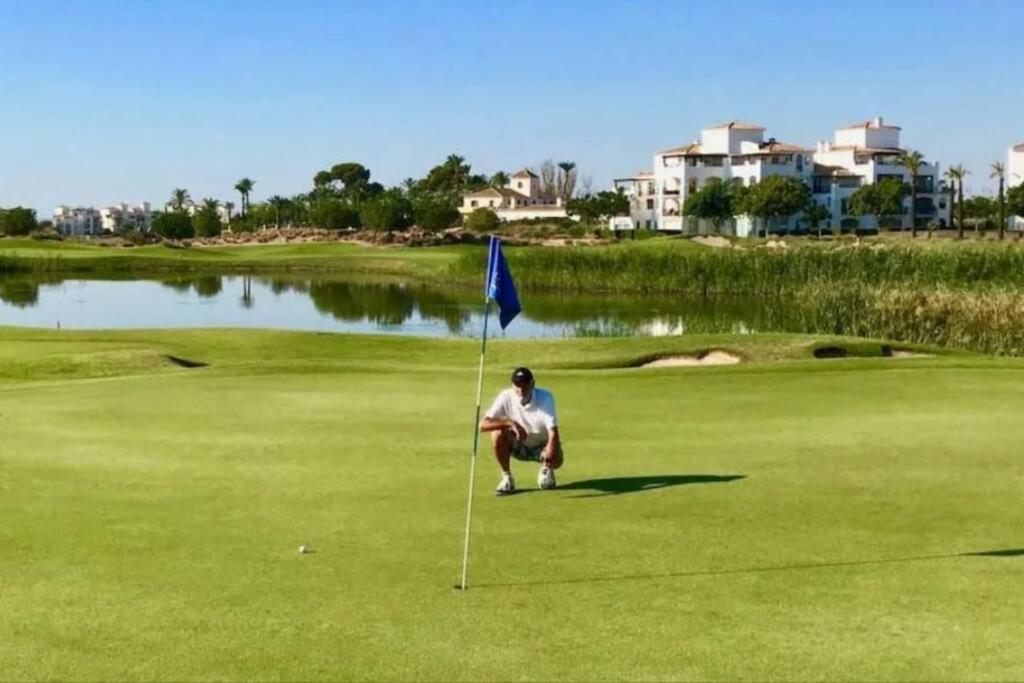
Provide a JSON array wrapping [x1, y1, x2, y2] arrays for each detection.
[[0, 273, 790, 338]]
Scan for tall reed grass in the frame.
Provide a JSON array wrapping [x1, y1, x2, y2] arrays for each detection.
[[448, 243, 1024, 294]]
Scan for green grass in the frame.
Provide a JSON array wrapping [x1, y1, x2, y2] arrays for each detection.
[[1, 328, 1023, 681], [0, 237, 469, 277]]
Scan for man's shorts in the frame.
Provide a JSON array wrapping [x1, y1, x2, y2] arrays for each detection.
[[511, 439, 564, 467]]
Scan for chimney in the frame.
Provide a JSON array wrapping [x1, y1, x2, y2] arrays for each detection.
[[873, 116, 883, 127]]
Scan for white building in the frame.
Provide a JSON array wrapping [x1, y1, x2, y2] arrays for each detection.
[[614, 121, 813, 237], [460, 169, 570, 222], [164, 202, 232, 224], [100, 202, 153, 232], [812, 117, 950, 231], [1009, 142, 1024, 231], [611, 171, 656, 230], [53, 206, 102, 236]]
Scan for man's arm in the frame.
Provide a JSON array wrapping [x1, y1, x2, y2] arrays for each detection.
[[479, 416, 527, 440], [542, 426, 560, 460]]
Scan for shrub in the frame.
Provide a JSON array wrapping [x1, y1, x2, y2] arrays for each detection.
[[152, 212, 195, 239], [464, 208, 500, 233]]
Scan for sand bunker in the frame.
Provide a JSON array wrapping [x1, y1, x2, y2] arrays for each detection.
[[642, 350, 741, 368], [691, 235, 733, 249]]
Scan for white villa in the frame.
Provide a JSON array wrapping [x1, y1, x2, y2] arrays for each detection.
[[1010, 141, 1024, 231], [100, 202, 153, 232], [54, 203, 153, 235], [164, 201, 232, 224], [460, 169, 570, 221], [53, 206, 103, 235], [813, 117, 948, 231], [612, 117, 950, 236]]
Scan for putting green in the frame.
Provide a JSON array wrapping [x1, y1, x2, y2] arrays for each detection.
[[1, 329, 1022, 681]]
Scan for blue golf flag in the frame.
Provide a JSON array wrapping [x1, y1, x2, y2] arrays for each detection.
[[485, 236, 521, 330]]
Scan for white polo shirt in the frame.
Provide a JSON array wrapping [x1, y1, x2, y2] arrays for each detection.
[[485, 387, 558, 448]]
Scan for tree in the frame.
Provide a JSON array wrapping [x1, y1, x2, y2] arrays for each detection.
[[413, 195, 460, 231], [992, 162, 1007, 240], [151, 211, 194, 239], [963, 196, 996, 232], [192, 198, 222, 237], [1008, 184, 1024, 231], [235, 178, 255, 217], [267, 195, 287, 229], [945, 165, 968, 239], [849, 178, 908, 231], [557, 161, 578, 203], [743, 175, 812, 235], [566, 191, 630, 224], [313, 170, 334, 189], [897, 150, 925, 237], [490, 171, 510, 188], [169, 188, 191, 212], [682, 180, 735, 229], [360, 189, 412, 231], [537, 160, 557, 197], [804, 203, 831, 237], [0, 207, 38, 236], [312, 198, 360, 230], [464, 208, 500, 233], [223, 201, 235, 229]]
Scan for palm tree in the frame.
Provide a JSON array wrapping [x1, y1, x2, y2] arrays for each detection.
[[557, 161, 577, 203], [267, 195, 286, 229], [201, 197, 220, 212], [490, 171, 509, 188], [992, 162, 1007, 240], [235, 178, 255, 217], [945, 165, 968, 239], [897, 150, 925, 238], [223, 201, 235, 229], [169, 188, 191, 212]]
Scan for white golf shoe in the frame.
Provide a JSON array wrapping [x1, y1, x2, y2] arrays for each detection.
[[538, 466, 556, 490], [495, 473, 515, 496]]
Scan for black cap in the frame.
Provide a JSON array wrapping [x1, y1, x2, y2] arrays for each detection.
[[511, 367, 534, 385]]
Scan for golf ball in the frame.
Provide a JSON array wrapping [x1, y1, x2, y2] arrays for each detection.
[[298, 545, 308, 554]]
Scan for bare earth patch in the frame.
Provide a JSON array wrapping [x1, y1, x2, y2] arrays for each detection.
[[691, 235, 733, 249], [892, 350, 933, 358], [643, 350, 741, 368]]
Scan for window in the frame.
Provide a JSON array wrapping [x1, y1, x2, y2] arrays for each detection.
[[796, 155, 804, 172], [749, 177, 757, 186], [646, 199, 654, 210], [841, 199, 849, 215], [688, 179, 698, 193], [517, 182, 523, 189], [471, 200, 478, 208]]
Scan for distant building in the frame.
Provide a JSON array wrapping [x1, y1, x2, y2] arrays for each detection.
[[460, 169, 571, 222], [164, 201, 231, 224], [100, 202, 153, 232], [53, 206, 102, 235], [1009, 141, 1024, 231], [812, 117, 950, 231], [610, 116, 950, 236]]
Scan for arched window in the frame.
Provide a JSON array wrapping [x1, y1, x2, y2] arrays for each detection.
[[749, 177, 757, 186], [688, 178, 698, 193]]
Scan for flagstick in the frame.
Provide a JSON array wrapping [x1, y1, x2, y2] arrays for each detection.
[[459, 300, 492, 592], [459, 237, 498, 592]]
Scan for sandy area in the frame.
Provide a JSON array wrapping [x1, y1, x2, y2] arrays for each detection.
[[891, 350, 933, 358], [691, 235, 732, 249], [642, 350, 741, 367]]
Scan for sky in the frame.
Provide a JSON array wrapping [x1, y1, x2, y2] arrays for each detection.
[[1, 0, 1022, 216]]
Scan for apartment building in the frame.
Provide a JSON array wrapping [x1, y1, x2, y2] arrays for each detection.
[[1009, 142, 1024, 231], [612, 117, 949, 236], [100, 202, 153, 232], [53, 206, 102, 235]]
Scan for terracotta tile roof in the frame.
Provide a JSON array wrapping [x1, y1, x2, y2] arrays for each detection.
[[707, 121, 765, 131], [659, 142, 703, 155], [1013, 142, 1024, 153], [813, 163, 859, 177], [746, 140, 810, 154], [464, 187, 529, 200], [823, 145, 906, 154], [838, 119, 902, 131], [511, 169, 538, 179]]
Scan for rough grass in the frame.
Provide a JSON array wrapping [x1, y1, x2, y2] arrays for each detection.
[[1, 329, 1023, 681]]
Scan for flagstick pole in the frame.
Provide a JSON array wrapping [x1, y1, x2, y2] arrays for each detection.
[[459, 237, 497, 592]]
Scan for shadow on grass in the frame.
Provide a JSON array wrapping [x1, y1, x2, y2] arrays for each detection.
[[557, 474, 745, 498], [472, 548, 1024, 590]]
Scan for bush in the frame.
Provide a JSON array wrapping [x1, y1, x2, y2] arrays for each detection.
[[360, 190, 413, 231], [192, 209, 222, 237], [152, 212, 195, 239], [312, 199, 361, 231], [0, 207, 38, 236], [413, 196, 460, 232], [464, 208, 500, 233]]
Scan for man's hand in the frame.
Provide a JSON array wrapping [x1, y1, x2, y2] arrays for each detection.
[[506, 421, 528, 442]]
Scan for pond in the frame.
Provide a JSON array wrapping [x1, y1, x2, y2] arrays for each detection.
[[0, 274, 798, 339]]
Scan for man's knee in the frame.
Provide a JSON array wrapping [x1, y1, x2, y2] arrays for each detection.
[[491, 429, 511, 449]]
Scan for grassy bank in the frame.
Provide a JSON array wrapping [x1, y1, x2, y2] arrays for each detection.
[[2, 328, 1023, 680], [0, 238, 467, 278]]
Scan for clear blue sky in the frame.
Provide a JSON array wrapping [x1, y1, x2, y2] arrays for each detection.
[[2, 0, 1022, 215]]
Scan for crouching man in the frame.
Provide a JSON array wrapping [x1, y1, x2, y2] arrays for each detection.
[[479, 367, 563, 496]]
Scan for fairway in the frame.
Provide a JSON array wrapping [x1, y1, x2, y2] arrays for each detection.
[[1, 329, 1023, 681]]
